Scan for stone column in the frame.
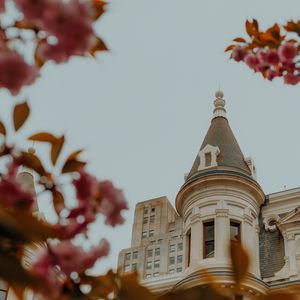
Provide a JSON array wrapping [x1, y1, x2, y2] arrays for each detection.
[[215, 208, 229, 261], [287, 233, 297, 276], [190, 215, 202, 267]]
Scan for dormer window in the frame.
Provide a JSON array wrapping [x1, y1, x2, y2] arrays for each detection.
[[198, 144, 220, 171]]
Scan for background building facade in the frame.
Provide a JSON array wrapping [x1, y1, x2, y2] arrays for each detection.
[[118, 91, 300, 298]]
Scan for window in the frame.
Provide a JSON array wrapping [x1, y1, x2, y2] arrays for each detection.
[[150, 215, 155, 223], [149, 230, 154, 237], [145, 274, 151, 279], [124, 265, 130, 272], [177, 243, 183, 251], [151, 208, 155, 213], [133, 251, 138, 259], [0, 290, 7, 300], [142, 231, 147, 239], [177, 255, 183, 264], [205, 152, 212, 167], [154, 260, 160, 268], [169, 244, 175, 253], [177, 267, 183, 273], [230, 221, 241, 242], [158, 239, 163, 243], [153, 272, 159, 277], [143, 217, 148, 224], [169, 256, 175, 265], [144, 209, 148, 215], [155, 248, 160, 256], [147, 249, 153, 257], [125, 253, 131, 260], [146, 261, 152, 270], [203, 221, 215, 258], [187, 231, 191, 267], [169, 269, 175, 274], [132, 263, 137, 271], [150, 240, 156, 244]]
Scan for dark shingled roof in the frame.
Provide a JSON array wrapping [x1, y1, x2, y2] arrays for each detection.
[[187, 116, 251, 179]]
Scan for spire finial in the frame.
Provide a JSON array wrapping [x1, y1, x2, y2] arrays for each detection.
[[213, 90, 226, 119]]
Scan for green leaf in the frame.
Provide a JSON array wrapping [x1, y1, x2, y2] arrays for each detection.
[[13, 102, 30, 131]]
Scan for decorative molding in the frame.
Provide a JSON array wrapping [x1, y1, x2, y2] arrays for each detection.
[[215, 209, 229, 217], [263, 214, 279, 232]]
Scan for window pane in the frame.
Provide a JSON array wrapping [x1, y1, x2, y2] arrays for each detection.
[[205, 152, 212, 167], [149, 230, 154, 237], [169, 256, 175, 265], [133, 251, 138, 259], [177, 255, 183, 264], [169, 244, 175, 252], [204, 221, 215, 258], [146, 261, 152, 269], [147, 249, 153, 257], [177, 267, 183, 273], [124, 265, 130, 272], [132, 263, 137, 271], [177, 243, 183, 251], [125, 253, 131, 260], [153, 272, 159, 277], [142, 231, 147, 239], [204, 222, 214, 241], [155, 248, 160, 256], [230, 222, 241, 242], [143, 217, 148, 224], [154, 260, 160, 268], [150, 215, 155, 223], [0, 291, 7, 300]]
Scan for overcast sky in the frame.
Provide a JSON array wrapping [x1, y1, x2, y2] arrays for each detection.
[[1, 0, 300, 272]]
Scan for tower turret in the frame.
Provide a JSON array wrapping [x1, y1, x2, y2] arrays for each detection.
[[175, 91, 266, 296]]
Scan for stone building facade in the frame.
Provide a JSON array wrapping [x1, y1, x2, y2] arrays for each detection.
[[118, 91, 300, 298]]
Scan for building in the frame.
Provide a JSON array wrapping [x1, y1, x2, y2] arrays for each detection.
[[117, 91, 300, 298]]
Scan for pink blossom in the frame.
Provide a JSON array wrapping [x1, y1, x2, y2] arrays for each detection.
[[278, 43, 297, 63], [265, 49, 280, 65], [231, 46, 247, 62], [284, 73, 300, 85], [30, 250, 62, 299], [0, 0, 5, 12], [0, 51, 38, 95], [98, 181, 128, 226], [73, 171, 98, 202], [244, 53, 260, 70], [265, 69, 280, 81], [50, 240, 109, 275], [256, 49, 268, 64], [0, 178, 34, 210], [14, 0, 54, 22], [38, 0, 95, 63]]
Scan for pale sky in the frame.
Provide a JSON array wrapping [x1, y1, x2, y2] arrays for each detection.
[[1, 0, 300, 272]]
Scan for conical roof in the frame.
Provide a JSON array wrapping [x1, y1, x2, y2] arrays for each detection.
[[186, 91, 251, 180]]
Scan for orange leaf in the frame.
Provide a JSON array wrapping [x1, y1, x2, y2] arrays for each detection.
[[224, 44, 236, 52], [230, 242, 249, 284], [28, 132, 57, 144], [61, 159, 86, 174], [92, 0, 107, 20], [52, 189, 65, 215], [18, 151, 47, 176], [66, 149, 83, 162], [246, 19, 259, 38], [13, 102, 30, 131], [0, 120, 6, 136], [51, 135, 64, 165], [233, 37, 246, 43], [89, 37, 108, 57], [34, 40, 46, 68]]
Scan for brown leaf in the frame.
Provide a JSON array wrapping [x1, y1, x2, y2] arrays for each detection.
[[34, 42, 46, 68], [17, 151, 47, 176], [89, 37, 108, 57], [284, 20, 300, 36], [13, 102, 30, 131], [66, 149, 83, 162], [246, 19, 259, 38], [92, 0, 107, 20], [62, 159, 86, 174], [51, 135, 64, 165], [233, 37, 246, 43], [0, 120, 6, 136], [230, 242, 249, 284], [225, 45, 236, 52], [52, 189, 65, 215], [28, 132, 57, 144]]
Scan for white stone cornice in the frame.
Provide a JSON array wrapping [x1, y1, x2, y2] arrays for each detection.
[[215, 208, 229, 217]]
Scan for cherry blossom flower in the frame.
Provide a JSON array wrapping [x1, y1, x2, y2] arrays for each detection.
[[244, 53, 260, 70], [256, 49, 268, 64], [98, 180, 128, 226], [265, 49, 280, 65], [284, 72, 300, 85], [0, 0, 5, 12], [0, 177, 34, 210], [265, 69, 280, 81], [0, 51, 38, 95], [231, 46, 247, 62], [278, 43, 297, 63], [73, 171, 98, 202]]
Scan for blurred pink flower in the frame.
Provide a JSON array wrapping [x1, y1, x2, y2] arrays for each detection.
[[244, 53, 260, 70], [265, 49, 280, 65], [265, 69, 280, 81], [231, 46, 247, 62], [0, 178, 34, 210], [256, 49, 267, 64], [0, 0, 5, 12], [0, 51, 38, 95], [98, 181, 128, 226], [38, 0, 94, 63], [279, 43, 297, 63], [73, 171, 98, 202], [284, 72, 300, 85]]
